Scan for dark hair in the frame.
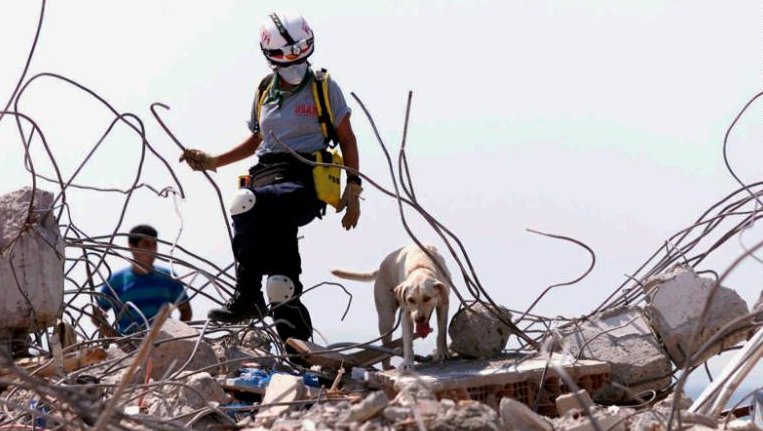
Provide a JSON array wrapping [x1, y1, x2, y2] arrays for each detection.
[[128, 224, 158, 246]]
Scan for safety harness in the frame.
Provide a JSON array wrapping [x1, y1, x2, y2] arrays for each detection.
[[255, 68, 337, 147], [252, 68, 343, 210]]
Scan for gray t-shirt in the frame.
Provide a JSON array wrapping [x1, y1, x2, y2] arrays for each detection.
[[248, 70, 351, 156]]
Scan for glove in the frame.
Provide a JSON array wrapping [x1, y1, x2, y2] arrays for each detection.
[[179, 149, 219, 172], [336, 183, 362, 230]]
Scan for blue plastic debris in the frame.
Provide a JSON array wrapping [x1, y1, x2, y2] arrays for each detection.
[[223, 368, 321, 392], [302, 372, 320, 388]]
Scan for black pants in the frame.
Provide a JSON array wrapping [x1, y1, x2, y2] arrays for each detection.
[[231, 159, 323, 346]]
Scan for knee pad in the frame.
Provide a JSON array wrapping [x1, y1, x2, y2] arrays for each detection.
[[266, 275, 295, 303], [230, 188, 256, 216]]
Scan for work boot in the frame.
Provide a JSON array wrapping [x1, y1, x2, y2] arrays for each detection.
[[207, 290, 269, 323]]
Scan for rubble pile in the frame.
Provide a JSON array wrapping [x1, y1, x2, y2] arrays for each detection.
[[0, 181, 762, 430]]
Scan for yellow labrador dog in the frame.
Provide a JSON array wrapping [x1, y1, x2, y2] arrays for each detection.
[[331, 244, 451, 370]]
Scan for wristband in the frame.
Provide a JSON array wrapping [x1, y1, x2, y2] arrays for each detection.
[[346, 175, 362, 186]]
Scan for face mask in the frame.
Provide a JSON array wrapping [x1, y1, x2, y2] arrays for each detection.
[[275, 62, 308, 85]]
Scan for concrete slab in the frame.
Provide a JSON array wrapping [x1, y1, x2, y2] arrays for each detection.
[[0, 187, 64, 331], [550, 307, 672, 404], [644, 265, 751, 367], [369, 353, 609, 415]]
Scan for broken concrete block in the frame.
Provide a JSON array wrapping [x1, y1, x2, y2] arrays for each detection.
[[556, 389, 594, 416], [430, 400, 500, 431], [255, 373, 305, 427], [347, 391, 388, 423], [383, 406, 412, 422], [449, 302, 513, 359], [553, 405, 633, 431], [550, 306, 672, 404], [0, 187, 64, 332], [146, 318, 219, 380], [499, 397, 553, 431], [176, 371, 226, 409], [644, 266, 750, 368]]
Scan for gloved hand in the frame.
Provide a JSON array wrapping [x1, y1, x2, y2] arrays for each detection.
[[336, 183, 362, 230], [179, 149, 219, 172]]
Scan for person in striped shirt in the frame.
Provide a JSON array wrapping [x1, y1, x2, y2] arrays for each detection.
[[92, 225, 192, 336]]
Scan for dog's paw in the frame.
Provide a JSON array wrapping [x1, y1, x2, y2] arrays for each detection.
[[431, 348, 451, 362], [399, 360, 415, 372]]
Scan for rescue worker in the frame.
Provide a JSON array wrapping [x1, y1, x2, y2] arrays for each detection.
[[179, 12, 362, 350]]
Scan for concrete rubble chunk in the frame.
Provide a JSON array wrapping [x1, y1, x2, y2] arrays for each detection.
[[383, 405, 412, 422], [430, 400, 500, 431], [556, 389, 594, 416], [175, 371, 226, 409], [644, 265, 751, 367], [0, 187, 64, 333], [255, 373, 305, 427], [499, 397, 553, 431], [449, 302, 513, 359], [550, 306, 672, 404], [553, 405, 633, 431], [145, 318, 219, 380], [346, 391, 389, 423]]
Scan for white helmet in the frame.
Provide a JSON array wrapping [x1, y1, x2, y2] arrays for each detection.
[[260, 12, 314, 66]]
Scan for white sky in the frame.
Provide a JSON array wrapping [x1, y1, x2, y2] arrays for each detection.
[[2, 1, 763, 396]]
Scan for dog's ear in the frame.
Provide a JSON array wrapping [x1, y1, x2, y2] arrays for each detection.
[[434, 281, 448, 305], [394, 283, 408, 304]]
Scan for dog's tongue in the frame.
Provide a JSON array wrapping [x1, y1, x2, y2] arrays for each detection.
[[415, 322, 433, 338]]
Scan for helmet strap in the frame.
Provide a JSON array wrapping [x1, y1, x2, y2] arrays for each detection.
[[269, 13, 296, 45]]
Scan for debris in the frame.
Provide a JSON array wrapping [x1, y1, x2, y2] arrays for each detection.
[[644, 265, 751, 367], [556, 389, 595, 416], [145, 318, 219, 380], [372, 353, 609, 412], [449, 302, 514, 359], [0, 187, 64, 337], [691, 325, 763, 417], [429, 400, 500, 431], [255, 373, 306, 427], [346, 391, 389, 423], [551, 306, 672, 403], [1, 347, 107, 378], [553, 405, 634, 431], [499, 397, 553, 431], [287, 337, 354, 370]]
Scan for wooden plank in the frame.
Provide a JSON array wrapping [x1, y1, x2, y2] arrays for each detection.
[[346, 338, 405, 368], [286, 338, 356, 370], [1, 348, 107, 378]]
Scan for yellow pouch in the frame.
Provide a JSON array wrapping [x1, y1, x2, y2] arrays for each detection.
[[313, 149, 343, 209]]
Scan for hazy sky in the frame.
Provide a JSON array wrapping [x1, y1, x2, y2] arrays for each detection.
[[2, 1, 763, 393]]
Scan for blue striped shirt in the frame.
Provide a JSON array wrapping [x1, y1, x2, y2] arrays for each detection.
[[97, 266, 189, 334]]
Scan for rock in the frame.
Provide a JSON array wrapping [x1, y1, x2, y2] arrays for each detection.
[[644, 265, 751, 367], [145, 318, 219, 380], [394, 380, 437, 406], [0, 187, 64, 332], [430, 400, 500, 431], [555, 389, 594, 416], [175, 371, 226, 409], [553, 405, 633, 431], [383, 406, 412, 422], [348, 391, 388, 422], [449, 302, 513, 359], [550, 306, 672, 404], [255, 373, 305, 428], [499, 397, 553, 431]]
